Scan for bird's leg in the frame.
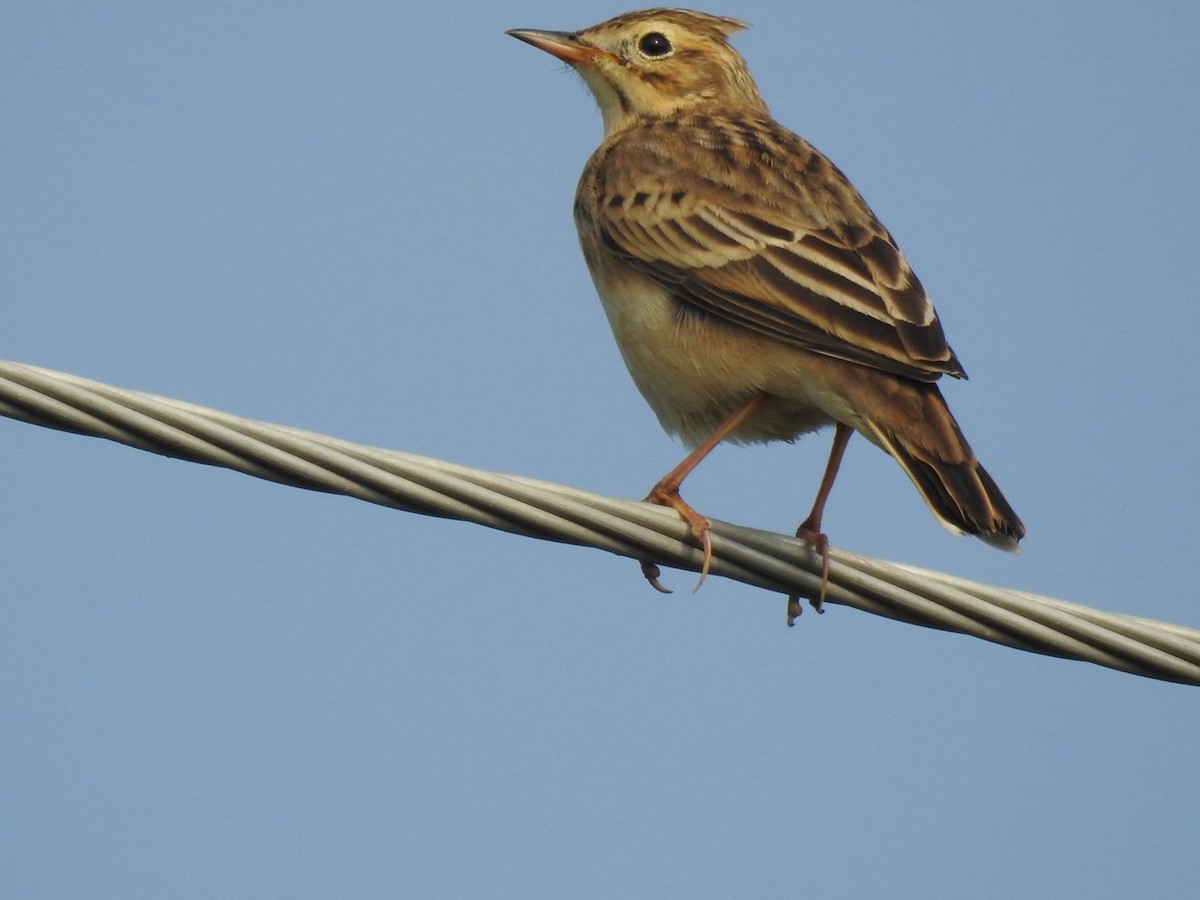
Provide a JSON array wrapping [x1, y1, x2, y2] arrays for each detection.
[[788, 422, 853, 623], [641, 393, 768, 592]]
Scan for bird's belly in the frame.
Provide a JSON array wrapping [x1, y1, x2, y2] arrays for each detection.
[[591, 270, 835, 447]]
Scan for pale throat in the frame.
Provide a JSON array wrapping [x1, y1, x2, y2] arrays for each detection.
[[576, 67, 638, 136]]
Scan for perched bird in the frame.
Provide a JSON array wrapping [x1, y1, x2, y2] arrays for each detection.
[[508, 8, 1024, 601]]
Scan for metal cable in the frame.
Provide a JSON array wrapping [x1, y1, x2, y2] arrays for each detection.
[[3, 359, 1197, 685]]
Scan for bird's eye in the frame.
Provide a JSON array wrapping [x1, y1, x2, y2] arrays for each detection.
[[638, 32, 673, 58]]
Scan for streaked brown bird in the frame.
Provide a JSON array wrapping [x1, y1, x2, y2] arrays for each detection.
[[508, 8, 1024, 602]]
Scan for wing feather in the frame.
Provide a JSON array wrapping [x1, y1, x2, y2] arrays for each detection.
[[588, 116, 966, 381]]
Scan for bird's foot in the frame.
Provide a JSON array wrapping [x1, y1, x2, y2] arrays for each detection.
[[787, 518, 830, 622], [641, 484, 713, 594]]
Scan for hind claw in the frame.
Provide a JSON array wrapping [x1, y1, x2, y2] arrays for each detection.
[[640, 560, 674, 594]]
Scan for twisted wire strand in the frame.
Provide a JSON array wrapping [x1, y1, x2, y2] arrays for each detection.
[[3, 359, 1197, 685]]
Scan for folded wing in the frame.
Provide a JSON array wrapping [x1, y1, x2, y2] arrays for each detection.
[[592, 118, 966, 382]]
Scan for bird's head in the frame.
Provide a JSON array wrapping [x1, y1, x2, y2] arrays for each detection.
[[508, 8, 769, 135]]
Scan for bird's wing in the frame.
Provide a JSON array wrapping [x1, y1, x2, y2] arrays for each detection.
[[589, 119, 965, 382]]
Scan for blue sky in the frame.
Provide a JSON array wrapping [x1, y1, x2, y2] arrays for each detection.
[[3, 2, 1198, 896]]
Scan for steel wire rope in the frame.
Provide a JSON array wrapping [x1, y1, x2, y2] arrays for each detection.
[[3, 360, 1197, 685]]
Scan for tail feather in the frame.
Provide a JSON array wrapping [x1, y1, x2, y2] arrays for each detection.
[[863, 383, 1025, 551]]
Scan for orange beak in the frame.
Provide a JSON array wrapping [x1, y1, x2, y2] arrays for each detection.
[[506, 28, 619, 66]]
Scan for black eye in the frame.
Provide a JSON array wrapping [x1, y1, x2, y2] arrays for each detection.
[[638, 32, 672, 58]]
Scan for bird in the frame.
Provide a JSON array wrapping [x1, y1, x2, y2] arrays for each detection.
[[507, 8, 1024, 609]]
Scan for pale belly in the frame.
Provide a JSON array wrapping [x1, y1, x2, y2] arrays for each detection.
[[589, 262, 848, 448]]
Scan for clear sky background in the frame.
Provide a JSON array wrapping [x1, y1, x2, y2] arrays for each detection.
[[3, 2, 1198, 897]]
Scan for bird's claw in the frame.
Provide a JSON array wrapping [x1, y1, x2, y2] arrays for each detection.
[[638, 519, 713, 595], [786, 594, 804, 626], [691, 527, 713, 593], [791, 521, 831, 619], [640, 560, 674, 594]]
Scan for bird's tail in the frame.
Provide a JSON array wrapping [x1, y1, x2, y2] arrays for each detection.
[[861, 381, 1025, 551]]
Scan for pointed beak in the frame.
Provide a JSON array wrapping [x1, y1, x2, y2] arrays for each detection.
[[506, 28, 619, 66]]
